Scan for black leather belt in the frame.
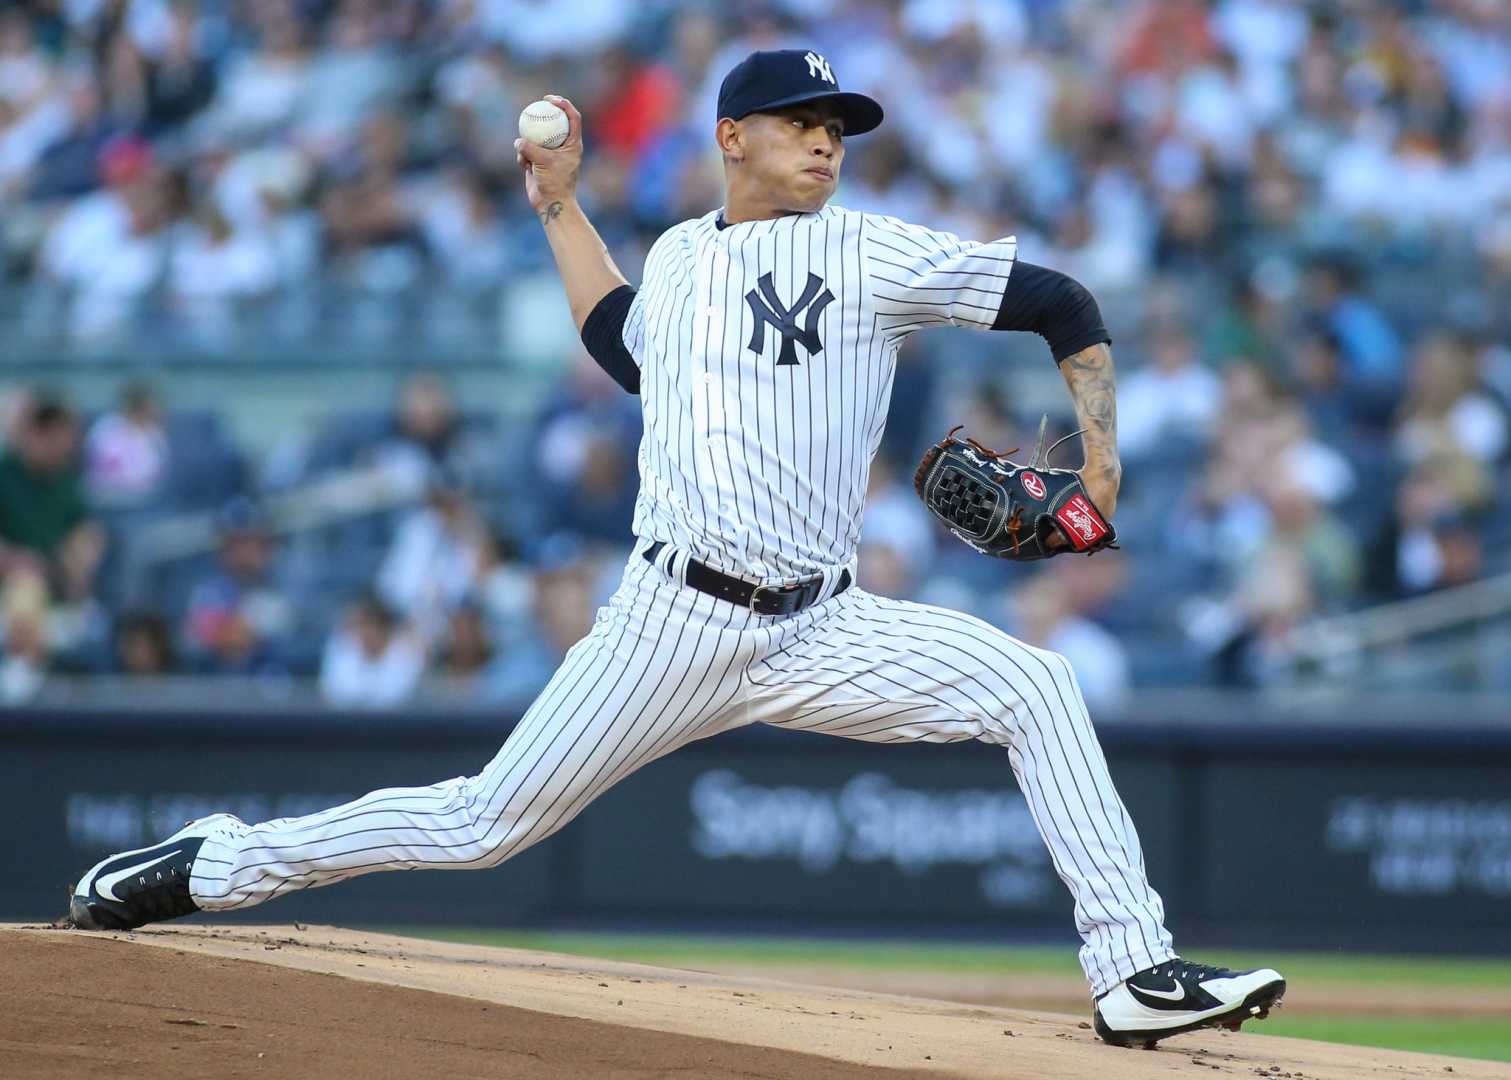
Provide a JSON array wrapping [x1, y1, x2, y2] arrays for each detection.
[[642, 541, 851, 616]]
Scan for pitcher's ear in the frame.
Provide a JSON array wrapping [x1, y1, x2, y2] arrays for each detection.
[[716, 117, 743, 161]]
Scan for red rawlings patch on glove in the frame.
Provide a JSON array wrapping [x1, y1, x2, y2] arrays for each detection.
[[1054, 493, 1110, 550]]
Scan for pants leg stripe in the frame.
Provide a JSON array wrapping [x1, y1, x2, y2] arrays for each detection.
[[830, 606, 1158, 877], [198, 602, 642, 876], [779, 592, 1165, 990], [603, 595, 749, 784], [757, 599, 1139, 983], [1007, 639, 1169, 974], [480, 588, 738, 869], [196, 563, 676, 896], [202, 575, 651, 871], [470, 585, 685, 865], [1041, 649, 1167, 942], [849, 598, 1158, 972], [776, 702, 935, 736], [465, 567, 668, 853]]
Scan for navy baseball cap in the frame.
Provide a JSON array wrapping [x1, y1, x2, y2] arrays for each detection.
[[717, 49, 883, 136]]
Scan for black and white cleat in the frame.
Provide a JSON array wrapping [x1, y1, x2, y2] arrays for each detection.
[[1094, 959, 1286, 1049]]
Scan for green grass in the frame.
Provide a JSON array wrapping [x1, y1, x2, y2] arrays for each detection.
[[403, 928, 1083, 974], [1255, 1016, 1511, 1064], [394, 929, 1511, 1063], [400, 928, 1511, 988]]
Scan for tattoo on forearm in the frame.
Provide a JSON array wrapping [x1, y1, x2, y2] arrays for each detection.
[[540, 200, 564, 225], [1061, 342, 1119, 477]]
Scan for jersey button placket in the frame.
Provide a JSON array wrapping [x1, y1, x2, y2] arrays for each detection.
[[702, 372, 719, 450], [701, 246, 737, 531], [693, 242, 728, 520]]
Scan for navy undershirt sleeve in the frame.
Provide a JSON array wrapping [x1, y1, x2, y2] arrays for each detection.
[[991, 261, 1110, 362], [580, 284, 640, 394]]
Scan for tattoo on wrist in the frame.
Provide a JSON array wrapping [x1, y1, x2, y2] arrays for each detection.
[[540, 200, 564, 225]]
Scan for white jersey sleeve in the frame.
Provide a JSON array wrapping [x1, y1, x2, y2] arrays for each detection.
[[619, 226, 679, 364], [622, 286, 647, 363], [623, 224, 686, 366], [863, 215, 1018, 341]]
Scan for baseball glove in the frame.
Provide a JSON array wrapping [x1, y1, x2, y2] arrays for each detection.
[[913, 416, 1118, 561]]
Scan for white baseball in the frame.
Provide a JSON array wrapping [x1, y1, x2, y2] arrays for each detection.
[[518, 100, 570, 149]]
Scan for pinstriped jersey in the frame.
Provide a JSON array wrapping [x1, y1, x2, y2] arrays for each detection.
[[623, 204, 1018, 582]]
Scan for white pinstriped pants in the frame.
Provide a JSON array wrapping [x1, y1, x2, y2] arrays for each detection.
[[190, 539, 1174, 994]]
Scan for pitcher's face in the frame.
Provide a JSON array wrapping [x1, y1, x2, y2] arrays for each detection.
[[729, 102, 845, 213]]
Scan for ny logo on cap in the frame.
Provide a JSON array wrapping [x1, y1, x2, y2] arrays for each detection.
[[804, 51, 835, 85], [746, 272, 835, 366]]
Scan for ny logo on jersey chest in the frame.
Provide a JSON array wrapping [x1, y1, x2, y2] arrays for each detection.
[[745, 272, 835, 366]]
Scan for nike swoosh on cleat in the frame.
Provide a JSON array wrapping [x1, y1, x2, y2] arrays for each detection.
[[1136, 980, 1185, 1001], [1127, 978, 1190, 1008], [94, 850, 182, 903]]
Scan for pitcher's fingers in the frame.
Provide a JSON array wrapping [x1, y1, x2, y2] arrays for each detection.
[[543, 94, 583, 143], [515, 137, 549, 165]]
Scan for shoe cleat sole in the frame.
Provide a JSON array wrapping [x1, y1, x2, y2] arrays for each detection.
[[68, 892, 130, 932], [1219, 994, 1283, 1032], [1095, 979, 1287, 1049]]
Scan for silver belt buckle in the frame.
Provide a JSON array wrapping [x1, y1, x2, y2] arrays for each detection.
[[749, 577, 820, 614], [748, 582, 788, 614]]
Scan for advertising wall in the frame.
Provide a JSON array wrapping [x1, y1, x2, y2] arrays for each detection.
[[6, 707, 1508, 952]]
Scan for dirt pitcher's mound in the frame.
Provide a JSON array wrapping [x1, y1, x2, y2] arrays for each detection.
[[1, 926, 1503, 1080]]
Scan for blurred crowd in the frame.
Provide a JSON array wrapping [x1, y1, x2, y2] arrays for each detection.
[[1, 0, 1510, 705], [2, 0, 1510, 343], [0, 369, 638, 706]]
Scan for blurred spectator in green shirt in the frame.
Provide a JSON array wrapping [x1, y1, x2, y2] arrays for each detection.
[[0, 393, 105, 606]]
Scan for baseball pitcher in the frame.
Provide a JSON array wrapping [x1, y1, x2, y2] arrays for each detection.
[[67, 50, 1284, 1048]]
